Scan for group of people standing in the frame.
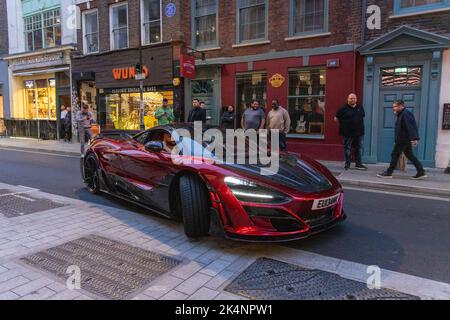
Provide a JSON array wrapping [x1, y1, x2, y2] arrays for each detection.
[[335, 93, 427, 179]]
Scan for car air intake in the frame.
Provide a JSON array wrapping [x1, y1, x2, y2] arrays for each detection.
[[244, 206, 304, 233]]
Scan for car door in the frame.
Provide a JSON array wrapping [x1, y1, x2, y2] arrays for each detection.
[[118, 130, 176, 214]]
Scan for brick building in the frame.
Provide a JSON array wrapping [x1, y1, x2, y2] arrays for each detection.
[[178, 0, 365, 160], [71, 0, 188, 134], [359, 0, 450, 168]]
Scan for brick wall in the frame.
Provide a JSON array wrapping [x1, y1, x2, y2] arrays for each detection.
[[365, 0, 450, 42], [180, 0, 363, 60]]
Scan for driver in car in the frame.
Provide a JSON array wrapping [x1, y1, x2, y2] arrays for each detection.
[[162, 133, 177, 153]]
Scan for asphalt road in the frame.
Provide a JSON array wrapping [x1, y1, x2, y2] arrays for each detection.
[[0, 148, 449, 284]]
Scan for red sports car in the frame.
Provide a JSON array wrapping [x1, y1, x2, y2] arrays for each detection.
[[82, 124, 345, 242]]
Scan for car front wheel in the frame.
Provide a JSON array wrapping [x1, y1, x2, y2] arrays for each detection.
[[83, 153, 100, 194], [179, 175, 210, 238]]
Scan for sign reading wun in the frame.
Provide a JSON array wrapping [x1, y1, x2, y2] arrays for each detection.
[[165, 3, 176, 17]]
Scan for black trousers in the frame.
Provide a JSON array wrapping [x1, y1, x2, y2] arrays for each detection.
[[388, 141, 424, 174]]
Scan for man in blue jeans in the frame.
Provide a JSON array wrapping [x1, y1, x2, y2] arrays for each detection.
[[334, 93, 368, 171]]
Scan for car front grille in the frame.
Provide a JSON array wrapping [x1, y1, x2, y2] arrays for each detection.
[[299, 208, 336, 228]]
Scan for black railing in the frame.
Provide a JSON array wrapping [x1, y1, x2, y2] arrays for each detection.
[[0, 118, 57, 140]]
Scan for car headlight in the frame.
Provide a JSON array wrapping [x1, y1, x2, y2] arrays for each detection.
[[224, 176, 290, 204]]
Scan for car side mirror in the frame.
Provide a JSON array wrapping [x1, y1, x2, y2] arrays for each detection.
[[145, 141, 163, 153]]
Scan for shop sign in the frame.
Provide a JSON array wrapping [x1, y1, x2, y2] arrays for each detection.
[[327, 59, 340, 68], [443, 103, 450, 130], [112, 65, 149, 81], [180, 55, 196, 79], [269, 73, 285, 88], [10, 52, 65, 72]]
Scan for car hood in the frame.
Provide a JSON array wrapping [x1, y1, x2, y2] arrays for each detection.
[[219, 153, 333, 193]]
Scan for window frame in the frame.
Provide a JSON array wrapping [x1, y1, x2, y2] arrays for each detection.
[[23, 7, 61, 52], [236, 0, 269, 44], [289, 0, 329, 37], [393, 0, 450, 15], [141, 0, 163, 45], [109, 2, 129, 50], [191, 0, 219, 49], [82, 9, 99, 55], [287, 67, 327, 140]]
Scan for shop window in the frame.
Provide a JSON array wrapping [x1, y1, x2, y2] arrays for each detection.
[[24, 8, 61, 51], [237, 0, 267, 43], [288, 68, 326, 138], [394, 0, 449, 14], [381, 66, 422, 87], [142, 0, 161, 44], [83, 10, 99, 54], [110, 3, 129, 50], [104, 91, 173, 130], [236, 72, 267, 126], [23, 78, 56, 120], [290, 0, 328, 36], [193, 0, 218, 48]]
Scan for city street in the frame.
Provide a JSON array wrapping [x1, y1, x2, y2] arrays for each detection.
[[0, 147, 449, 300]]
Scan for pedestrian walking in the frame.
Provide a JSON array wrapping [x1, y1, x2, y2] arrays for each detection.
[[64, 106, 72, 142], [334, 93, 368, 170], [267, 99, 291, 150], [76, 104, 94, 154], [60, 105, 67, 140], [187, 98, 207, 123], [221, 105, 236, 130], [241, 100, 266, 131], [377, 100, 427, 179], [155, 98, 174, 126]]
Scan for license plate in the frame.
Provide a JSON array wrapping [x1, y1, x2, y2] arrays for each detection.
[[312, 194, 340, 210]]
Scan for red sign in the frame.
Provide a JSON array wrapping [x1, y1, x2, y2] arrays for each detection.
[[180, 54, 196, 79]]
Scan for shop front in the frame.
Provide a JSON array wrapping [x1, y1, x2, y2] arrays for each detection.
[[359, 26, 450, 167], [72, 44, 174, 136], [3, 48, 73, 139], [199, 46, 363, 160]]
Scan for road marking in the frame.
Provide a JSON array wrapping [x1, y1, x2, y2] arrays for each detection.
[[0, 147, 79, 158], [13, 194, 36, 201], [343, 186, 450, 202]]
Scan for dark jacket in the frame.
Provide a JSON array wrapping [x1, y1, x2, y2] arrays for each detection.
[[187, 107, 207, 123], [335, 104, 365, 137], [221, 111, 235, 129], [395, 108, 419, 143]]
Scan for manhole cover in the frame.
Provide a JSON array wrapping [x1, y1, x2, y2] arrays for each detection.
[[0, 194, 65, 218], [19, 235, 182, 300], [225, 258, 419, 300]]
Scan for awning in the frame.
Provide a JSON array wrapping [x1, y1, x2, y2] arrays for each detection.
[[13, 67, 70, 76]]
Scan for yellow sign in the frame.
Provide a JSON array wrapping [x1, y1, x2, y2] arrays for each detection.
[[269, 73, 285, 88], [173, 77, 181, 86]]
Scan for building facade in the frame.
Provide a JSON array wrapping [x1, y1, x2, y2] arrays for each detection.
[[178, 0, 364, 160], [360, 0, 450, 168], [3, 0, 77, 139], [0, 0, 10, 127], [72, 0, 187, 135]]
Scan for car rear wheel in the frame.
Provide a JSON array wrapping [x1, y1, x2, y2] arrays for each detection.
[[83, 153, 100, 194], [179, 175, 210, 238]]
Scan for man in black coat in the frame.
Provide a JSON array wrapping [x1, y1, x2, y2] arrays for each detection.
[[378, 99, 426, 179], [334, 93, 368, 170], [187, 98, 207, 123]]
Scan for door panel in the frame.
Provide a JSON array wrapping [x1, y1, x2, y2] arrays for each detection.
[[378, 90, 421, 162]]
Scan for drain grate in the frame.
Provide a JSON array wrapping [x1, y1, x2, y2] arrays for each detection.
[[0, 189, 12, 195], [19, 234, 182, 300], [225, 258, 419, 300], [0, 194, 66, 218]]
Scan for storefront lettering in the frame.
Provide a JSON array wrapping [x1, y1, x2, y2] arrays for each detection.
[[112, 66, 149, 80], [12, 53, 64, 67]]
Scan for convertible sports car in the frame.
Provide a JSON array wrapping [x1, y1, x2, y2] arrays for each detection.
[[81, 124, 346, 242]]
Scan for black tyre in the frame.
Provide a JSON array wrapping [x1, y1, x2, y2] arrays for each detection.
[[179, 175, 210, 238], [83, 153, 100, 194]]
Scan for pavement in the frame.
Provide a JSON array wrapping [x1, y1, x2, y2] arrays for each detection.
[[0, 182, 449, 300], [1, 137, 448, 197]]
